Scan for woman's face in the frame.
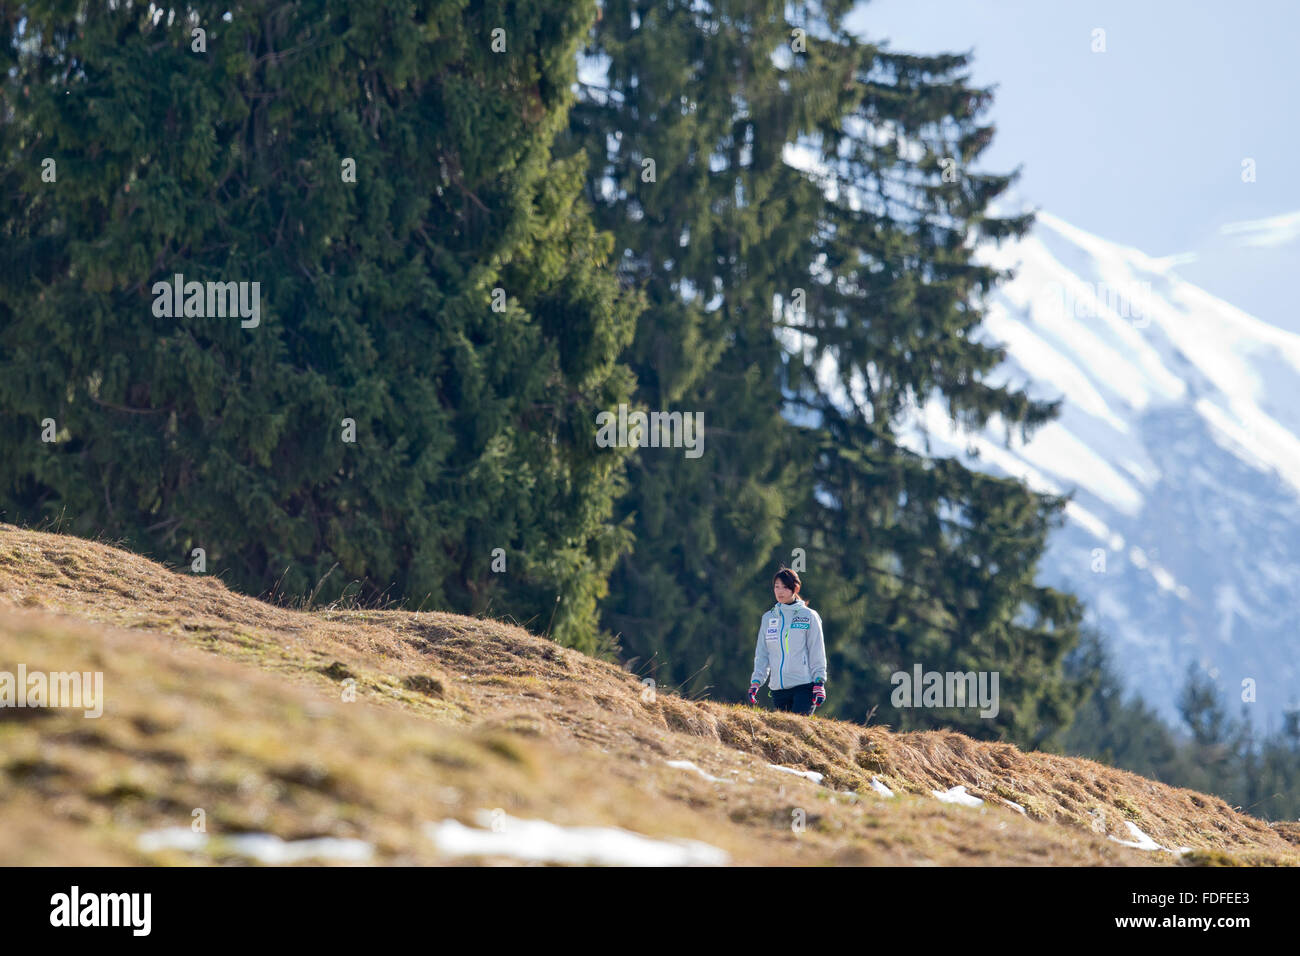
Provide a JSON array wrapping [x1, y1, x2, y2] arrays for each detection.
[[773, 579, 795, 603]]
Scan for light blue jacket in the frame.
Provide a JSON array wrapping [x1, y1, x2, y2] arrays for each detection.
[[750, 599, 827, 690]]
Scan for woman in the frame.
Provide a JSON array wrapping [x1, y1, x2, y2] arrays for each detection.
[[747, 567, 827, 714]]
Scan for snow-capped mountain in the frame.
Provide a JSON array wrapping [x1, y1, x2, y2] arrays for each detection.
[[901, 211, 1300, 728]]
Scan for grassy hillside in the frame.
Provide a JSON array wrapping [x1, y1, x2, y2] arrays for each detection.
[[1, 524, 1295, 866]]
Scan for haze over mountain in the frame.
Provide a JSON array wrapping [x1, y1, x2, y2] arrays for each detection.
[[899, 211, 1300, 727]]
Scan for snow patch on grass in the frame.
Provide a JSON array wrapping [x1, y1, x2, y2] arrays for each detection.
[[425, 811, 729, 866], [137, 828, 207, 853], [1107, 820, 1192, 855], [137, 827, 374, 863], [666, 759, 730, 783], [767, 764, 824, 784], [931, 785, 983, 807]]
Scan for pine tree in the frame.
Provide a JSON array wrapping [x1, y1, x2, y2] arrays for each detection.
[[1175, 663, 1245, 796], [560, 0, 861, 693], [769, 43, 1086, 744], [0, 0, 639, 652], [568, 3, 1086, 746]]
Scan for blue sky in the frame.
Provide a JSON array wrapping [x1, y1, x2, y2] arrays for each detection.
[[845, 0, 1300, 331]]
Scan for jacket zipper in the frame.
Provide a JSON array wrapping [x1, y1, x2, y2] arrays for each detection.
[[778, 607, 787, 689]]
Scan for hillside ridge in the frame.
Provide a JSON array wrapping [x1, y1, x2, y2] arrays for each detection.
[[1, 524, 1295, 865]]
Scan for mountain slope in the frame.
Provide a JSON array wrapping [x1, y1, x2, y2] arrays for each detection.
[[1, 525, 1294, 865], [900, 211, 1300, 726]]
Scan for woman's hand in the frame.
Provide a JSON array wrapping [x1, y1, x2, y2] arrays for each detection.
[[748, 681, 761, 705], [811, 681, 826, 710]]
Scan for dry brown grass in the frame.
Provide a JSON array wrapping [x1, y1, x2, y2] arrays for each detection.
[[0, 523, 1294, 866]]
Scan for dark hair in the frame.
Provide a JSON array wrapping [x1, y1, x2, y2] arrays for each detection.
[[772, 567, 810, 606]]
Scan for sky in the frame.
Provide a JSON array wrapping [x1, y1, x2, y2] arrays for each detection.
[[844, 0, 1300, 332]]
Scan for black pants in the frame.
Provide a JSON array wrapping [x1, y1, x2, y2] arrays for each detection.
[[771, 682, 815, 714]]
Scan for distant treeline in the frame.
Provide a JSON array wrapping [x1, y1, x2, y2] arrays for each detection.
[[1064, 631, 1300, 821]]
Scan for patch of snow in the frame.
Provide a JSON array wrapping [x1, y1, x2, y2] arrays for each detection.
[[1065, 500, 1111, 541], [137, 827, 207, 853], [898, 403, 1064, 497], [997, 227, 1187, 411], [869, 778, 895, 798], [981, 304, 1129, 432], [425, 811, 728, 866], [767, 764, 825, 784], [1016, 422, 1145, 515], [1106, 821, 1192, 855], [666, 759, 730, 783], [224, 834, 374, 864], [1117, 455, 1162, 489], [1220, 209, 1300, 248], [1194, 397, 1300, 498], [1215, 583, 1251, 645], [931, 785, 983, 807], [1002, 799, 1027, 815], [1149, 563, 1177, 593], [902, 402, 1146, 517], [136, 828, 373, 863]]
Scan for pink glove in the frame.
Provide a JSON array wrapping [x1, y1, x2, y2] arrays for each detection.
[[811, 682, 826, 710]]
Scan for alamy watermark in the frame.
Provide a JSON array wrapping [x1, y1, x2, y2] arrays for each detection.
[[595, 403, 704, 459], [49, 886, 150, 936], [151, 272, 261, 328], [0, 664, 103, 718], [890, 664, 999, 718], [1041, 279, 1154, 328]]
